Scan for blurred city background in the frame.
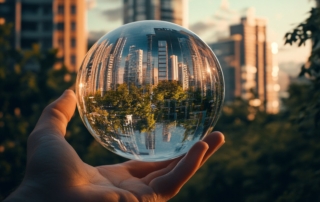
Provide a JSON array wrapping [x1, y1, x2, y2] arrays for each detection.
[[0, 0, 319, 201]]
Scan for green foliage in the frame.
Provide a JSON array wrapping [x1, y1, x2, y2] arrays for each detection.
[[284, 7, 320, 134], [1, 6, 320, 201], [0, 23, 92, 200], [169, 7, 320, 201], [153, 80, 187, 102], [171, 87, 320, 201]]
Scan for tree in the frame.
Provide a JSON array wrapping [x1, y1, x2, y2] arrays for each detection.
[[0, 23, 91, 199], [284, 7, 320, 135], [169, 6, 320, 202]]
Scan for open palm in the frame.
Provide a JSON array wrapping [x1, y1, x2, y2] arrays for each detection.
[[6, 90, 224, 202]]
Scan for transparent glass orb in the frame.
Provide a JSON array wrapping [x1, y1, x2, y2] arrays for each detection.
[[76, 20, 224, 162]]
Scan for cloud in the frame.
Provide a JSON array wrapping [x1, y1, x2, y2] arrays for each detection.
[[100, 7, 122, 21], [88, 0, 120, 9], [190, 2, 242, 43], [278, 47, 292, 52], [190, 21, 216, 35], [88, 30, 107, 43], [213, 13, 230, 21], [96, 0, 119, 3]]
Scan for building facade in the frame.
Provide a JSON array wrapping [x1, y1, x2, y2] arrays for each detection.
[[210, 16, 280, 113], [123, 0, 188, 27], [0, 0, 87, 71]]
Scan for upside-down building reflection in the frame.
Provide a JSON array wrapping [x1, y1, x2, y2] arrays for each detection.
[[76, 21, 225, 161]]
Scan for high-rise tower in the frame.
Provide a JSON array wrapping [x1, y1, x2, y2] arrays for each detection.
[[229, 16, 268, 103], [0, 0, 87, 71], [210, 10, 279, 113], [123, 0, 188, 28]]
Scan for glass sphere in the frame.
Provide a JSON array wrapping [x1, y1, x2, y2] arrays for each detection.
[[76, 20, 224, 162]]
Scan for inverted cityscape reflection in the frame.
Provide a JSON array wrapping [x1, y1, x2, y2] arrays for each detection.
[[76, 20, 224, 162]]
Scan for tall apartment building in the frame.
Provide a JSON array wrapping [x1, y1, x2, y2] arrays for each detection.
[[123, 0, 188, 27], [158, 40, 168, 81], [0, 0, 87, 72], [266, 42, 280, 114], [210, 15, 280, 113], [169, 55, 178, 80], [125, 46, 143, 86]]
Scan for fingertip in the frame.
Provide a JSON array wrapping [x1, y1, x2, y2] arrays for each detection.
[[196, 140, 209, 151], [61, 89, 76, 101], [203, 131, 225, 145], [150, 139, 209, 199], [184, 140, 209, 166], [211, 131, 225, 143], [199, 131, 225, 167]]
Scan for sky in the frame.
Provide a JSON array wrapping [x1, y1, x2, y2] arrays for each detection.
[[87, 0, 316, 66]]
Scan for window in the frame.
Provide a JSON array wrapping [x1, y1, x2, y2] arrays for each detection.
[[71, 5, 76, 14], [42, 38, 52, 49], [43, 4, 52, 15], [58, 5, 64, 14], [43, 21, 53, 31], [161, 0, 172, 9], [136, 14, 145, 21], [58, 38, 64, 47], [0, 5, 10, 13], [128, 8, 133, 16], [136, 0, 145, 5], [161, 11, 173, 18], [56, 22, 64, 31], [71, 55, 76, 65], [22, 3, 39, 14], [21, 21, 37, 31], [71, 38, 76, 48], [71, 22, 76, 31], [128, 0, 133, 6]]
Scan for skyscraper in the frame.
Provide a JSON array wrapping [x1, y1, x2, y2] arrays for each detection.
[[146, 34, 154, 85], [110, 37, 127, 87], [266, 42, 280, 114], [209, 35, 242, 102], [178, 62, 189, 90], [210, 14, 280, 113], [125, 45, 143, 86], [158, 40, 168, 81], [169, 55, 178, 81], [145, 131, 155, 155], [123, 0, 188, 27], [230, 17, 268, 104], [0, 0, 87, 71]]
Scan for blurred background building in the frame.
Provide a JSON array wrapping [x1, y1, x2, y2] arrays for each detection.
[[210, 9, 280, 113], [0, 0, 88, 71], [0, 0, 281, 113], [123, 0, 188, 28]]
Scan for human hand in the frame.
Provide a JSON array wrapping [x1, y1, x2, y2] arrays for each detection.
[[5, 90, 224, 202]]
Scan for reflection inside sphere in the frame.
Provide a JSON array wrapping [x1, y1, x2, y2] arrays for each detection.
[[76, 20, 224, 162]]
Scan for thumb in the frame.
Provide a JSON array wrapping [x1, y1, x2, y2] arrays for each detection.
[[28, 90, 77, 153]]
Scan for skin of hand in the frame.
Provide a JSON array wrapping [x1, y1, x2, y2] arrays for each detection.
[[4, 90, 225, 202]]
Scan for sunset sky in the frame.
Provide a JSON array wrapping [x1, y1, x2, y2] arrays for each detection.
[[87, 0, 315, 69]]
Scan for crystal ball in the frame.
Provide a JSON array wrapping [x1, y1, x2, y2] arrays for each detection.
[[76, 20, 224, 162]]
